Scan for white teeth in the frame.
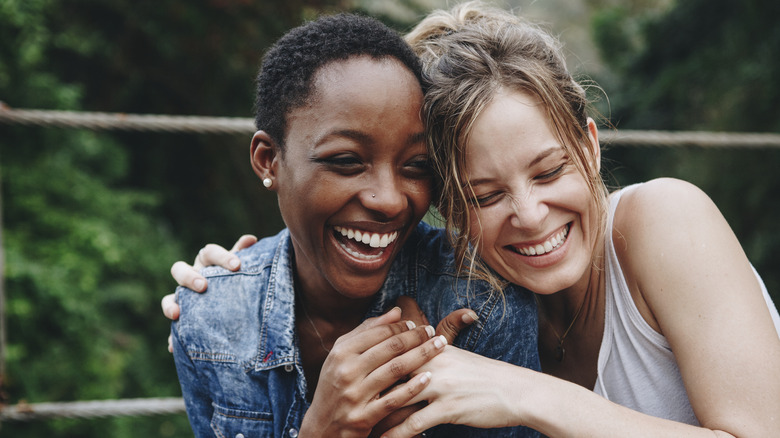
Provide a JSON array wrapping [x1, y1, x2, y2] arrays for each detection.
[[334, 226, 399, 249], [517, 224, 570, 257]]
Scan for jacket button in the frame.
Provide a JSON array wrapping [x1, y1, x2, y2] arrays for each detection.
[[284, 364, 294, 372], [236, 434, 245, 438], [288, 428, 298, 437]]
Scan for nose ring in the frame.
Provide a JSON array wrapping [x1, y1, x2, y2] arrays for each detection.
[[372, 194, 376, 198]]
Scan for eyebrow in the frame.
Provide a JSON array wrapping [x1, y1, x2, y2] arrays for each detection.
[[317, 129, 426, 147], [467, 146, 562, 188], [409, 131, 426, 145], [528, 147, 560, 168]]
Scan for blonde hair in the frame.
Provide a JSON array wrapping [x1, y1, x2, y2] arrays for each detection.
[[406, 1, 608, 293]]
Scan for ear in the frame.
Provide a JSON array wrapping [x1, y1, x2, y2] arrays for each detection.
[[250, 130, 280, 191], [585, 117, 601, 174]]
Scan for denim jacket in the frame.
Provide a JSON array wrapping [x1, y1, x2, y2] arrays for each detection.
[[172, 222, 539, 438]]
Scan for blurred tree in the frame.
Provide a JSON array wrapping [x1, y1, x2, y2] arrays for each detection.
[[590, 0, 780, 302], [0, 0, 350, 436]]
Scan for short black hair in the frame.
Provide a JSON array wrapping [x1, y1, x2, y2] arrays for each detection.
[[255, 13, 423, 149]]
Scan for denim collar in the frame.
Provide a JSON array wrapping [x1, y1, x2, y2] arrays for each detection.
[[250, 229, 413, 371]]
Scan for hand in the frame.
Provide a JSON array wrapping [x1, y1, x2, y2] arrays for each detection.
[[395, 295, 478, 345], [171, 234, 258, 293], [364, 297, 479, 437], [299, 307, 449, 438], [162, 234, 257, 352], [380, 348, 529, 438]]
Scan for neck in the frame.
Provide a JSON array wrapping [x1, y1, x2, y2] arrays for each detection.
[[294, 277, 373, 325], [537, 247, 605, 330], [291, 250, 374, 324]]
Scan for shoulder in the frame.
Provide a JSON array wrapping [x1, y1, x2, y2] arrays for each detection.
[[614, 177, 726, 260], [404, 221, 458, 274], [614, 178, 715, 229], [174, 231, 289, 355], [199, 229, 287, 278], [612, 178, 724, 258], [407, 221, 450, 254], [178, 231, 284, 308], [611, 178, 748, 322]]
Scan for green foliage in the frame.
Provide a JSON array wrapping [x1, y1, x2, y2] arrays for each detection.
[[0, 120, 191, 437], [0, 0, 346, 436], [592, 0, 780, 304]]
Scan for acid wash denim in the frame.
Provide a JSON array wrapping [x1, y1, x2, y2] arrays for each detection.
[[172, 221, 539, 438]]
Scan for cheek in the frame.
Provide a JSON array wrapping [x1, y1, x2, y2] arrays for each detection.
[[408, 180, 434, 217], [468, 206, 501, 249]]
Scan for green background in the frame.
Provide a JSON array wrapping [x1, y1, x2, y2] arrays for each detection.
[[1, 0, 777, 436]]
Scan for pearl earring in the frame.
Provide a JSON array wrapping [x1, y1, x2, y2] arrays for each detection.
[[263, 178, 272, 188]]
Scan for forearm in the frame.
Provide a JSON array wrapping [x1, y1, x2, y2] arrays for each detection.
[[518, 370, 735, 438]]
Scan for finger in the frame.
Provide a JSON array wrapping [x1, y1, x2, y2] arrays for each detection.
[[161, 293, 180, 321], [365, 334, 447, 392], [228, 234, 257, 253], [337, 307, 403, 342], [171, 261, 208, 292], [167, 334, 174, 353], [336, 318, 418, 354], [369, 374, 431, 432], [194, 243, 240, 271], [395, 296, 429, 327], [368, 403, 425, 438], [435, 308, 478, 344], [380, 403, 446, 438]]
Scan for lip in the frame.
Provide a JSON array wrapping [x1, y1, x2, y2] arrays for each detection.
[[329, 222, 407, 272], [505, 223, 572, 268]]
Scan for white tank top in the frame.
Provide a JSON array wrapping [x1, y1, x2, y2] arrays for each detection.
[[593, 184, 780, 424]]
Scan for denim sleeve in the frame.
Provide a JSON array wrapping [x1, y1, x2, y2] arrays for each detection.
[[171, 321, 214, 438], [459, 285, 539, 371]]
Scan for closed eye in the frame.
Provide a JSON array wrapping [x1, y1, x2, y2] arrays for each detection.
[[404, 155, 432, 177], [536, 163, 566, 181], [471, 191, 503, 207], [314, 154, 364, 174]]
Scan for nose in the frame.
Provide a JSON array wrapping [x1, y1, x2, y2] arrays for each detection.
[[508, 189, 548, 230], [361, 169, 407, 219]]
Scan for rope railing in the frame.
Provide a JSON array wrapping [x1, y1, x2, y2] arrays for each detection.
[[2, 103, 780, 148], [0, 103, 254, 135], [0, 397, 185, 422], [1, 102, 780, 426]]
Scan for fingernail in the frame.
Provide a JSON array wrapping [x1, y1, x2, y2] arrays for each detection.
[[462, 311, 478, 323], [228, 258, 240, 270], [194, 279, 205, 291], [406, 320, 417, 330], [420, 371, 432, 384], [391, 306, 401, 314], [434, 335, 447, 348], [425, 325, 435, 338]]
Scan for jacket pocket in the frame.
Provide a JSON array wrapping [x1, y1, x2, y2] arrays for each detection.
[[211, 403, 274, 438]]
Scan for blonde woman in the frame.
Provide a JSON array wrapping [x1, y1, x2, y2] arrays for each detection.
[[377, 2, 780, 437], [166, 3, 780, 437]]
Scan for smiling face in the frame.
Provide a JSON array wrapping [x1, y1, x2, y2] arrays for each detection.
[[261, 56, 431, 302], [465, 88, 601, 295]]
